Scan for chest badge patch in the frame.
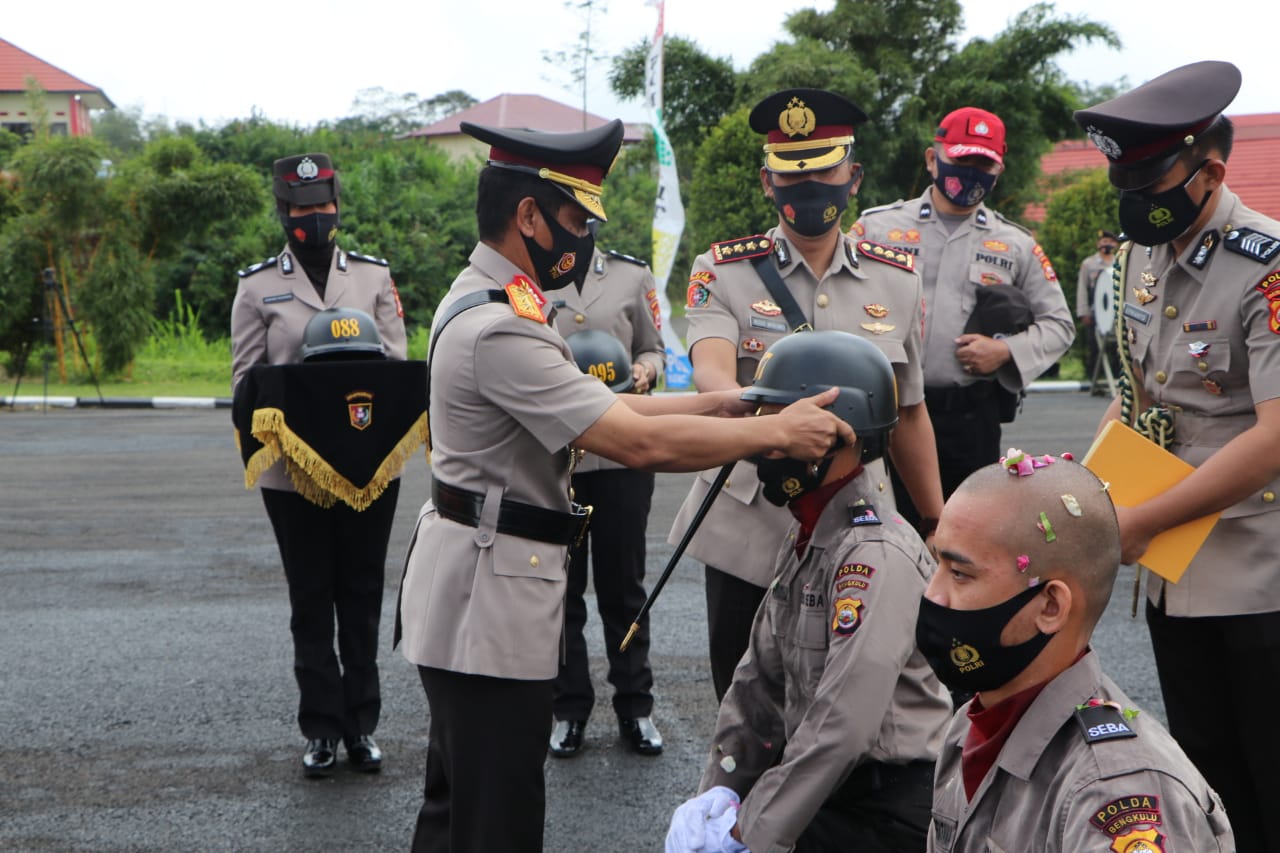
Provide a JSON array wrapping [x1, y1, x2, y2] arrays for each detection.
[[831, 596, 865, 636], [1133, 287, 1157, 305], [742, 337, 765, 353], [751, 299, 783, 316], [864, 303, 889, 318], [983, 240, 1009, 252], [860, 321, 895, 335]]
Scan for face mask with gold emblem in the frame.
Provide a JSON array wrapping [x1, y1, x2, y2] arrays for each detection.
[[915, 584, 1053, 693], [768, 174, 857, 238]]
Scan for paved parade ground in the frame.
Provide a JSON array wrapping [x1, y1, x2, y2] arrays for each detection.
[[0, 390, 1161, 852]]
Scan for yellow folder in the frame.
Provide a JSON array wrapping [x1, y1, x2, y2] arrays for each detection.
[[1081, 419, 1221, 583]]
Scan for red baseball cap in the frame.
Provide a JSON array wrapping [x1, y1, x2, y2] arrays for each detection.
[[934, 107, 1006, 165]]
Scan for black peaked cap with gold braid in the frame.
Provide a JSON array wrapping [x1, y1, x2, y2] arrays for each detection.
[[748, 88, 868, 174]]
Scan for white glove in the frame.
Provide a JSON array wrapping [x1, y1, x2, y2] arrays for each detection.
[[665, 786, 741, 853], [706, 808, 748, 853]]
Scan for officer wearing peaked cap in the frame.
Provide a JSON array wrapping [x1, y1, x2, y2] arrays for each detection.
[[396, 120, 853, 851], [669, 87, 943, 704], [230, 152, 407, 778], [854, 107, 1074, 537], [1079, 59, 1280, 853]]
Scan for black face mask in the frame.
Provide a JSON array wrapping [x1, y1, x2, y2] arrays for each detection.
[[1118, 160, 1211, 247], [769, 174, 857, 237], [915, 584, 1053, 694], [932, 159, 998, 208], [522, 203, 594, 291], [284, 211, 339, 248], [752, 454, 834, 506]]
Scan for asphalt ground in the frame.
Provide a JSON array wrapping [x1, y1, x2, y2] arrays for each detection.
[[0, 390, 1162, 852]]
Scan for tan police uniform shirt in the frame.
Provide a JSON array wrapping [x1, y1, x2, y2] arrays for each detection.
[[928, 650, 1234, 852], [230, 245, 408, 492], [854, 188, 1074, 391], [696, 468, 951, 853], [550, 247, 665, 474], [669, 227, 924, 587], [1117, 188, 1280, 616], [397, 243, 618, 680], [1077, 252, 1113, 319]]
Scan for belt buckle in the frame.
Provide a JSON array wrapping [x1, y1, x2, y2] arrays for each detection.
[[573, 503, 593, 547]]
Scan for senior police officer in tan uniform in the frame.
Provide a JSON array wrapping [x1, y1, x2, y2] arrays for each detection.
[[230, 153, 407, 776], [547, 243, 668, 757], [854, 108, 1074, 526], [670, 88, 944, 702], [918, 458, 1233, 852], [667, 332, 951, 853], [1077, 60, 1280, 853], [396, 119, 853, 853]]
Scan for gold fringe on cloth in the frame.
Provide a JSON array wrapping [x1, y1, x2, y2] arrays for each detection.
[[244, 407, 429, 511]]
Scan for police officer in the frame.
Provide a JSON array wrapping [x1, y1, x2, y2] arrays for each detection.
[[230, 153, 408, 776], [919, 458, 1233, 852], [670, 88, 944, 702], [1077, 229, 1120, 379], [854, 107, 1074, 525], [548, 245, 667, 757], [395, 119, 852, 852], [667, 332, 952, 853], [1076, 60, 1280, 853]]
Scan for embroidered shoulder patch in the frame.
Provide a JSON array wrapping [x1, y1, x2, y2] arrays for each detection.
[[831, 596, 866, 636], [849, 504, 881, 526], [1074, 703, 1138, 745], [711, 235, 772, 264], [857, 240, 914, 272], [238, 256, 278, 278], [1224, 226, 1280, 264], [1089, 794, 1162, 838], [505, 275, 549, 323], [1033, 243, 1059, 283], [348, 250, 390, 266], [833, 562, 876, 595], [645, 288, 662, 330], [849, 221, 866, 237], [606, 249, 648, 267]]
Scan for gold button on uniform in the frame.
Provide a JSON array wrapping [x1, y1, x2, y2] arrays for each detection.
[[530, 555, 540, 568], [574, 313, 585, 324], [1155, 371, 1168, 384], [816, 294, 830, 308], [1164, 306, 1178, 319], [1264, 491, 1276, 504]]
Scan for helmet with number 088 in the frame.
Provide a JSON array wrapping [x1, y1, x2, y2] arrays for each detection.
[[564, 329, 635, 393], [740, 331, 898, 462], [298, 307, 386, 362]]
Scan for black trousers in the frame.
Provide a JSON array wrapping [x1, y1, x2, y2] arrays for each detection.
[[553, 469, 656, 721], [705, 565, 768, 703], [1146, 600, 1280, 853], [413, 667, 552, 853], [261, 480, 398, 741], [892, 385, 1002, 529], [797, 760, 935, 852]]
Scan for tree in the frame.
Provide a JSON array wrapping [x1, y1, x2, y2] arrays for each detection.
[[93, 106, 147, 157], [1036, 167, 1120, 326], [341, 88, 478, 136], [542, 0, 609, 129]]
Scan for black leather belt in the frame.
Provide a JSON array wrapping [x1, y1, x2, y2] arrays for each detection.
[[924, 382, 996, 413], [431, 480, 590, 546]]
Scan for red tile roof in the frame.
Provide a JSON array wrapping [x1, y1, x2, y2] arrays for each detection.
[[403, 93, 646, 143], [1027, 113, 1280, 223], [0, 37, 113, 109]]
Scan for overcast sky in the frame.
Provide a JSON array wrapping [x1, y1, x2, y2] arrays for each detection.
[[5, 0, 1275, 128]]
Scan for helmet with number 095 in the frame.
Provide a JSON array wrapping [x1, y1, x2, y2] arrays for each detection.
[[298, 307, 386, 362], [564, 329, 634, 393]]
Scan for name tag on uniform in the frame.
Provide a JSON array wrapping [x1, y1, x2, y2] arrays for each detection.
[[750, 317, 787, 332], [1122, 303, 1151, 325], [263, 293, 294, 304]]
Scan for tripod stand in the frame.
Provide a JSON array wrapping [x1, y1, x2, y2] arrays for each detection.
[[8, 267, 103, 411]]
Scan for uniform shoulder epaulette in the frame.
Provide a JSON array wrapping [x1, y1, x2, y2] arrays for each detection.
[[858, 199, 907, 218], [237, 256, 278, 278], [992, 210, 1032, 237], [710, 234, 773, 264], [1073, 700, 1139, 745], [848, 503, 882, 526], [605, 249, 649, 267], [1223, 225, 1280, 264], [348, 250, 390, 267], [856, 240, 915, 272]]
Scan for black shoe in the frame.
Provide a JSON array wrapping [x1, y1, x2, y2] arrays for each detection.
[[345, 735, 383, 772], [303, 738, 339, 778], [618, 717, 663, 756], [548, 719, 586, 758]]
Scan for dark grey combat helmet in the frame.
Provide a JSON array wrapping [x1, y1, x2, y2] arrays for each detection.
[[564, 329, 635, 393], [740, 331, 898, 462], [298, 307, 386, 362]]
